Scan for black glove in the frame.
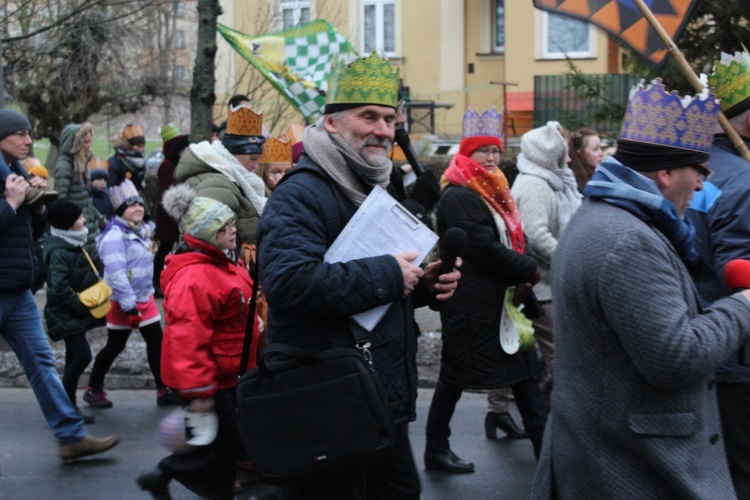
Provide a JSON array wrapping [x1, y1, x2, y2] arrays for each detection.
[[125, 308, 140, 316], [409, 171, 441, 212]]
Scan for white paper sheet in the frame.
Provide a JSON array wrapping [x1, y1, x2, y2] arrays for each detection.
[[324, 185, 438, 331]]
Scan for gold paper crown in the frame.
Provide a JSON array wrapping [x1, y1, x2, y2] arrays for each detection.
[[122, 124, 144, 140], [259, 137, 293, 164], [284, 123, 306, 144], [226, 104, 263, 136], [23, 157, 43, 172], [325, 52, 399, 108], [709, 50, 750, 118], [88, 157, 109, 171]]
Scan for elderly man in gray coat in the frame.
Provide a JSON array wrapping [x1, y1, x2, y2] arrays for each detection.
[[532, 79, 750, 499]]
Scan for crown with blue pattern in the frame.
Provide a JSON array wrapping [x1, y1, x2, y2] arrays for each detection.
[[462, 107, 503, 139], [619, 79, 720, 153]]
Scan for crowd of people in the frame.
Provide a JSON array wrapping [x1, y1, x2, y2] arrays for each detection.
[[2, 47, 750, 500]]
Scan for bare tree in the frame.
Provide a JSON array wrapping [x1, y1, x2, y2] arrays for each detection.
[[1, 0, 184, 162], [190, 0, 221, 143]]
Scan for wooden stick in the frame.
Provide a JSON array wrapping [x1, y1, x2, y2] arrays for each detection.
[[632, 0, 750, 162]]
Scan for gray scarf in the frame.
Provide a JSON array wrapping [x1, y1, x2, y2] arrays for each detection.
[[50, 227, 89, 247], [303, 117, 392, 207]]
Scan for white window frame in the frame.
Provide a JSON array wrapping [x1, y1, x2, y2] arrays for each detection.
[[540, 11, 596, 59], [280, 0, 311, 30], [175, 1, 185, 18], [493, 0, 504, 54], [174, 30, 185, 49], [361, 0, 396, 57]]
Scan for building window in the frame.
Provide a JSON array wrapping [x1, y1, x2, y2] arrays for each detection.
[[494, 0, 504, 53], [174, 30, 185, 49], [281, 0, 310, 30], [362, 0, 395, 56], [175, 0, 185, 18], [175, 65, 186, 80], [541, 11, 594, 59]]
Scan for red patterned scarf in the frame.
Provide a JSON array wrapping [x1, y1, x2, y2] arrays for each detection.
[[443, 153, 525, 253]]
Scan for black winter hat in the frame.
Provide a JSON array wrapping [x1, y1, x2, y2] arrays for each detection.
[[0, 109, 32, 141], [48, 200, 83, 230]]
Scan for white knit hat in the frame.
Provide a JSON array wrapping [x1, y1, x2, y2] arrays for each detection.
[[520, 121, 568, 170]]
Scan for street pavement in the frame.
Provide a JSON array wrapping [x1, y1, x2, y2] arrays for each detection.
[[0, 387, 537, 499]]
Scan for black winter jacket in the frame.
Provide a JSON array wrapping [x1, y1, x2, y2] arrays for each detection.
[[437, 185, 540, 389], [257, 157, 431, 425], [43, 235, 104, 340], [0, 157, 46, 293]]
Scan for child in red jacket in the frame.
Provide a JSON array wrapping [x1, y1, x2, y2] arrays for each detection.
[[137, 184, 258, 500]]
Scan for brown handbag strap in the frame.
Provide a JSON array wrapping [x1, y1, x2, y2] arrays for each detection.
[[80, 248, 101, 279]]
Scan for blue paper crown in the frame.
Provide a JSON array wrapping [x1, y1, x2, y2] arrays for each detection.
[[619, 79, 720, 153], [462, 107, 503, 139]]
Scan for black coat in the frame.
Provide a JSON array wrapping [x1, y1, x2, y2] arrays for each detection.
[[437, 185, 540, 389], [0, 158, 46, 292], [257, 158, 433, 425], [43, 235, 105, 340]]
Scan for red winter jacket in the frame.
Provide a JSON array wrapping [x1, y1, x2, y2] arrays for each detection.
[[160, 234, 258, 398]]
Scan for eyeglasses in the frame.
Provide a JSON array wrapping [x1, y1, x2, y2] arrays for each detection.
[[690, 164, 714, 182], [218, 219, 237, 233], [13, 130, 32, 138], [474, 148, 502, 157]]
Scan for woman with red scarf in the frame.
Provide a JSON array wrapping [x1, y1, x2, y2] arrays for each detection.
[[424, 108, 547, 473]]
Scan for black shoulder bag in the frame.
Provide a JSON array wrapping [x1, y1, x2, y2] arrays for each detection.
[[235, 163, 396, 485]]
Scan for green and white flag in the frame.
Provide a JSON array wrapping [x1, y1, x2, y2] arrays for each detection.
[[217, 20, 359, 123]]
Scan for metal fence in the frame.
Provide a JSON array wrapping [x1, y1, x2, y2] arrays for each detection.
[[534, 74, 640, 134]]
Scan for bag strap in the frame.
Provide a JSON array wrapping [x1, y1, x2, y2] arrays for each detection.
[[238, 254, 259, 378], [80, 248, 101, 279]]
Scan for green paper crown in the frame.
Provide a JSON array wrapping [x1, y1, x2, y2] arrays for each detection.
[[325, 52, 399, 108], [709, 50, 750, 118], [160, 123, 182, 143]]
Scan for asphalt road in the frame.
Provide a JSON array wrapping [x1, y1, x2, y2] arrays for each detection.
[[0, 387, 537, 499]]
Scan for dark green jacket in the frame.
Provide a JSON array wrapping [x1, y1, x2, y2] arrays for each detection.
[[43, 234, 105, 340], [53, 123, 102, 258]]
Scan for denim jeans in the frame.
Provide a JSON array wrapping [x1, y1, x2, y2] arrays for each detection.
[[0, 290, 85, 443]]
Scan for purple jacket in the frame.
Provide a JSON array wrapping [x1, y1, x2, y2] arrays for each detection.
[[96, 218, 154, 311]]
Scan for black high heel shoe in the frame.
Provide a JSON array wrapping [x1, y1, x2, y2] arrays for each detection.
[[136, 467, 172, 500], [485, 412, 528, 439]]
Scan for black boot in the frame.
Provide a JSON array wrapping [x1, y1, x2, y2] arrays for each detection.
[[137, 467, 172, 499], [485, 412, 528, 439], [424, 448, 475, 473]]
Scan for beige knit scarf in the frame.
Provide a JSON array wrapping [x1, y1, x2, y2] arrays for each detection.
[[303, 117, 392, 207]]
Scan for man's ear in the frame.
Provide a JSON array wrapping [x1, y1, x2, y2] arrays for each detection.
[[654, 169, 672, 189], [323, 115, 338, 135]]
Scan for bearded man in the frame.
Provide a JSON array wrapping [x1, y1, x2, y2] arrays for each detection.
[[257, 53, 460, 499]]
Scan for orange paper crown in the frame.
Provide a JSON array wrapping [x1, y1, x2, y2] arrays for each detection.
[[259, 137, 292, 164], [284, 123, 306, 144], [226, 104, 263, 136], [88, 157, 109, 171], [122, 124, 145, 140]]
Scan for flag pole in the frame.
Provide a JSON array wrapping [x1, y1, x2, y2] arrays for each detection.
[[632, 0, 750, 162]]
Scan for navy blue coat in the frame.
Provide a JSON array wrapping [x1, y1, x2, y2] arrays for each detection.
[[0, 157, 46, 292], [257, 158, 429, 425], [688, 134, 750, 384]]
